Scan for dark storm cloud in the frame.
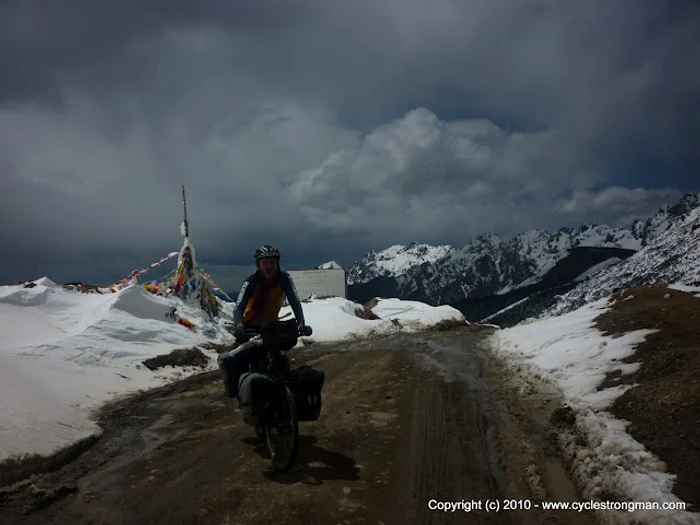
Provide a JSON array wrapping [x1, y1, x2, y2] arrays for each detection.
[[0, 0, 314, 100], [1, 0, 698, 285]]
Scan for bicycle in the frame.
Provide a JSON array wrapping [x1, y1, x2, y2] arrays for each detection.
[[232, 320, 313, 471]]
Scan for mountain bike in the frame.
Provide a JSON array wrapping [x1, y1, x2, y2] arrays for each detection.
[[233, 320, 313, 471]]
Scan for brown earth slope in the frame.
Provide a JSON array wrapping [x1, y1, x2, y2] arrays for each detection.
[[0, 329, 598, 525], [595, 284, 700, 510]]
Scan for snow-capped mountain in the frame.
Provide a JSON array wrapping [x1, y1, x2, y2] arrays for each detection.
[[543, 203, 700, 317], [347, 193, 700, 322], [317, 261, 344, 270], [347, 244, 453, 285]]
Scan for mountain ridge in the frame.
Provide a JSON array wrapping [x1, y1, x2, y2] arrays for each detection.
[[345, 192, 700, 323]]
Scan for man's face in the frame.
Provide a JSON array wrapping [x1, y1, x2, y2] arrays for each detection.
[[258, 257, 278, 279]]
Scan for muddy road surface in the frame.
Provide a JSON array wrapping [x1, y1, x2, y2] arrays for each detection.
[[0, 327, 599, 525]]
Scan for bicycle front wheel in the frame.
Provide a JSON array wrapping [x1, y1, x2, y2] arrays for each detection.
[[265, 384, 298, 471]]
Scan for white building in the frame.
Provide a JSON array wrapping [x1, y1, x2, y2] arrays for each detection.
[[286, 267, 347, 302]]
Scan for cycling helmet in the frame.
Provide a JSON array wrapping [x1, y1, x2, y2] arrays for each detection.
[[254, 244, 280, 262]]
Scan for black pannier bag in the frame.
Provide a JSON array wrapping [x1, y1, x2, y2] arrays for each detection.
[[217, 352, 249, 398], [260, 319, 299, 351], [290, 365, 325, 421], [237, 371, 274, 426]]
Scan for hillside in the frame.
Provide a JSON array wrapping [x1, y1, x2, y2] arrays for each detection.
[[543, 205, 700, 318], [463, 246, 636, 325]]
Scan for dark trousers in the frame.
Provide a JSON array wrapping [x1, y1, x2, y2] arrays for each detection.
[[217, 344, 267, 396]]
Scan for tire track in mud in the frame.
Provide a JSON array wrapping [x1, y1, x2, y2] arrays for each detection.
[[396, 329, 600, 525], [389, 345, 508, 525]]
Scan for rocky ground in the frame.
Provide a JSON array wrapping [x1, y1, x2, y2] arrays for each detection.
[[594, 284, 700, 510]]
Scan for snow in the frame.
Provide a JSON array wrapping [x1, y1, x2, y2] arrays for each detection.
[[0, 280, 231, 461], [508, 256, 559, 291], [370, 298, 468, 328], [276, 296, 465, 342], [373, 243, 453, 275], [546, 206, 700, 317], [317, 261, 343, 270], [493, 299, 651, 409], [348, 243, 453, 284], [0, 278, 463, 462], [481, 296, 530, 322], [667, 284, 700, 298], [491, 299, 699, 524], [574, 257, 623, 282]]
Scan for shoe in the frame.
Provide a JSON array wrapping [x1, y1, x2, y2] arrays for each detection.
[[224, 382, 235, 398]]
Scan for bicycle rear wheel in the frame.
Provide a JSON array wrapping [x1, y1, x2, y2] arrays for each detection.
[[265, 384, 298, 471]]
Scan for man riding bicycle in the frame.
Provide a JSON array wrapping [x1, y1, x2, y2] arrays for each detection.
[[217, 244, 307, 397]]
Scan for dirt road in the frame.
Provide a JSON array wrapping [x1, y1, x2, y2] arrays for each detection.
[[0, 327, 599, 524]]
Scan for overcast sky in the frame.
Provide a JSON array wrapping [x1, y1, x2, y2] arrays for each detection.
[[1, 0, 699, 289]]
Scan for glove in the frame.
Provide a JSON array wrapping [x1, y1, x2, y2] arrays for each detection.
[[234, 324, 247, 343], [299, 325, 313, 337]]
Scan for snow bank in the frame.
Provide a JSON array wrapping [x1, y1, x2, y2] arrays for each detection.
[[491, 299, 699, 524], [667, 284, 700, 299], [494, 298, 653, 410], [277, 296, 465, 343], [370, 298, 466, 329], [281, 296, 400, 342], [0, 279, 234, 461]]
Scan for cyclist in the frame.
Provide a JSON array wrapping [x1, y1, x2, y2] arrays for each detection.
[[233, 244, 306, 341], [218, 245, 306, 396]]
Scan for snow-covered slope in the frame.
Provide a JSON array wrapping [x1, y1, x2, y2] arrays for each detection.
[[0, 279, 233, 461], [347, 193, 700, 313], [544, 205, 700, 317], [573, 258, 623, 283]]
